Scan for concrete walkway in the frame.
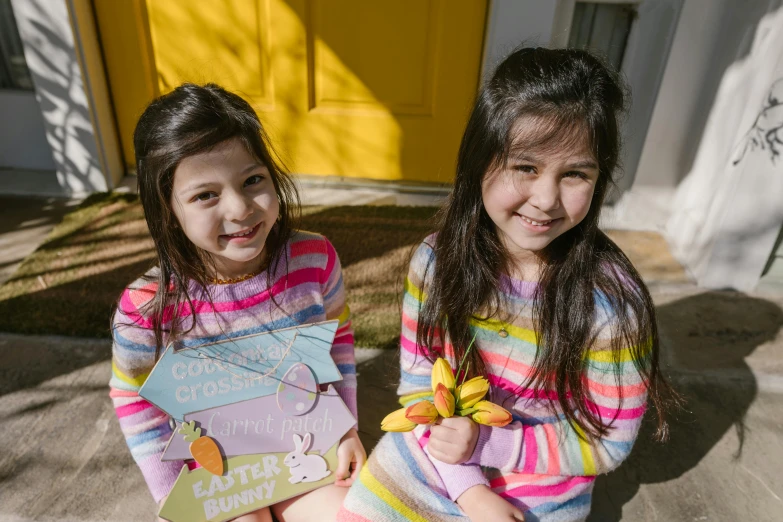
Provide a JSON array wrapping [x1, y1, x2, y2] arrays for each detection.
[[1, 191, 783, 521]]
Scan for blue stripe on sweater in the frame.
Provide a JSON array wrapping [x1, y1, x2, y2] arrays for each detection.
[[530, 492, 592, 515], [337, 363, 356, 375], [391, 433, 463, 516], [175, 305, 326, 348]]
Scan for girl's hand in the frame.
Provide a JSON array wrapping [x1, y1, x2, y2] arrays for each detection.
[[334, 428, 366, 487], [428, 416, 480, 464], [457, 485, 525, 521]]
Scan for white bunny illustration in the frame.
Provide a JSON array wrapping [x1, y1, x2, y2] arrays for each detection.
[[284, 432, 331, 484]]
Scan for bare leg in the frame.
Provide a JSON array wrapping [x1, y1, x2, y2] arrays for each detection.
[[231, 507, 274, 522], [272, 484, 349, 522]]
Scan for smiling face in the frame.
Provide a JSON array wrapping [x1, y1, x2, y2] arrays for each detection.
[[170, 138, 280, 279], [481, 116, 599, 277]]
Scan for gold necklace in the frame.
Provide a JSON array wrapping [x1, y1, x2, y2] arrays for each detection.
[[209, 269, 261, 285]]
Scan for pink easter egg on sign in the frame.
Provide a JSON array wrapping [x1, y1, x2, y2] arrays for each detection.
[[277, 362, 318, 415]]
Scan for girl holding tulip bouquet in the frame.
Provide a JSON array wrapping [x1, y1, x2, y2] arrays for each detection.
[[338, 48, 675, 522]]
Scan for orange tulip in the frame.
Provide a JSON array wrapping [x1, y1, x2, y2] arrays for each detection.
[[471, 400, 513, 427], [431, 358, 456, 392], [455, 376, 489, 409], [405, 400, 439, 425], [433, 383, 455, 418], [381, 407, 417, 432]]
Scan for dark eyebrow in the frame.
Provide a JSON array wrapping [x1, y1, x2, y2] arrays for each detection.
[[182, 182, 217, 193], [566, 160, 598, 170], [508, 154, 541, 164], [241, 162, 265, 174], [508, 154, 598, 171]]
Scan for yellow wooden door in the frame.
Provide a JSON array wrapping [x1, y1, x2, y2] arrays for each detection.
[[95, 0, 487, 184]]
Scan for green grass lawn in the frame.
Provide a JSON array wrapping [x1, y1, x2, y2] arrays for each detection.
[[0, 193, 439, 348]]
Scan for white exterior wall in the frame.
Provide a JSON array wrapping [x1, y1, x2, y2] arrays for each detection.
[[8, 0, 121, 197], [0, 90, 56, 171], [634, 0, 780, 188], [664, 2, 783, 291]]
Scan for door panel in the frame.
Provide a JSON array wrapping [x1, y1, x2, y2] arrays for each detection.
[[97, 0, 487, 183]]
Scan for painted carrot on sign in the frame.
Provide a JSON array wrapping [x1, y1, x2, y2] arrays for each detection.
[[178, 421, 224, 476]]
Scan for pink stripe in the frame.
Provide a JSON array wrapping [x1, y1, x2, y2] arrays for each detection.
[[488, 374, 564, 401], [400, 334, 426, 355], [585, 399, 646, 420], [490, 472, 548, 488], [523, 426, 538, 474], [334, 332, 354, 344], [322, 241, 336, 284], [109, 388, 138, 399], [121, 267, 321, 328], [115, 401, 152, 418], [290, 238, 327, 258], [481, 351, 534, 378], [418, 429, 431, 448], [336, 508, 374, 522], [588, 378, 647, 399], [502, 475, 594, 499], [544, 423, 561, 475]]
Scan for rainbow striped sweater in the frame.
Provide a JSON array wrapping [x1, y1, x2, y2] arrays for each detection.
[[109, 231, 356, 503], [339, 237, 647, 522]]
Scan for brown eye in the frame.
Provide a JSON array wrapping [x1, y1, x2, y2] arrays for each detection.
[[514, 165, 536, 174], [195, 192, 217, 202], [244, 175, 263, 187]]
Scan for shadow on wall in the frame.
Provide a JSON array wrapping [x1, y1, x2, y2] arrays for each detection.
[[11, 0, 104, 195], [588, 291, 783, 521]]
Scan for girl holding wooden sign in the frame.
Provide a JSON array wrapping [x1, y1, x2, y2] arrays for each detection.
[[110, 83, 365, 522]]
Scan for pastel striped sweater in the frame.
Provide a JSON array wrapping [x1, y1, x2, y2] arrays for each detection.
[[339, 237, 648, 522], [110, 231, 356, 503]]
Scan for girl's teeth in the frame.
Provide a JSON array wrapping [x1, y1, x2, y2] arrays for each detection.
[[521, 216, 552, 226], [228, 229, 252, 237]]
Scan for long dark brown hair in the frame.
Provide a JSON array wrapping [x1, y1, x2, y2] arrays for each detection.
[[418, 47, 676, 441], [132, 83, 300, 358]]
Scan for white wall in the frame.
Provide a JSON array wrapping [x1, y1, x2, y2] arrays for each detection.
[[665, 1, 783, 291], [0, 91, 56, 171], [634, 0, 780, 188], [481, 0, 558, 81], [9, 0, 121, 196]]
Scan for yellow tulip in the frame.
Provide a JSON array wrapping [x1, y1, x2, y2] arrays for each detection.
[[471, 400, 513, 427], [431, 358, 456, 392], [381, 407, 417, 432], [405, 400, 439, 425], [433, 383, 455, 418], [455, 376, 489, 409]]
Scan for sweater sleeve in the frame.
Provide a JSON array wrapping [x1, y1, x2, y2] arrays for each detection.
[[109, 289, 183, 503], [398, 240, 489, 501], [467, 304, 648, 477], [321, 238, 358, 423]]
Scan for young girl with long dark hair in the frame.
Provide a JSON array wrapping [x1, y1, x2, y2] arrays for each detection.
[[110, 83, 365, 522], [338, 47, 674, 522]]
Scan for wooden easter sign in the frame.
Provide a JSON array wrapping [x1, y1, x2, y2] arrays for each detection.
[[162, 384, 356, 460], [155, 323, 356, 522], [140, 321, 342, 420], [158, 445, 339, 522]]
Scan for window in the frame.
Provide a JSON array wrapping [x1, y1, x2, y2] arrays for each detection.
[[0, 0, 33, 90], [568, 2, 635, 71]]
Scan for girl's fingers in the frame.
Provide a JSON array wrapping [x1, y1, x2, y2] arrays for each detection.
[[429, 424, 459, 443], [352, 454, 364, 479], [427, 442, 457, 464], [335, 454, 350, 481]]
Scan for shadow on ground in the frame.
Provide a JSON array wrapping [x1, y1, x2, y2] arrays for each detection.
[[588, 291, 783, 521]]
